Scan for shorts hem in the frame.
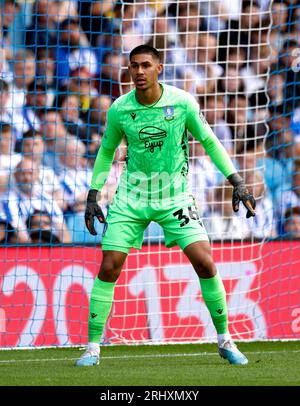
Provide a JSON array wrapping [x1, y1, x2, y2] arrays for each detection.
[[101, 244, 132, 254], [167, 233, 209, 250]]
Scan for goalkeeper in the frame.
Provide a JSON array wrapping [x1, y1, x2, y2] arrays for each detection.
[[75, 45, 256, 367]]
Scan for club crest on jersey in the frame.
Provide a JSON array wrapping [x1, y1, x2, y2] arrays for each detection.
[[164, 106, 174, 121]]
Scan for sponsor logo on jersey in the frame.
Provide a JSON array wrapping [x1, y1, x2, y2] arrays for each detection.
[[130, 112, 136, 120], [164, 106, 174, 120], [138, 126, 167, 153]]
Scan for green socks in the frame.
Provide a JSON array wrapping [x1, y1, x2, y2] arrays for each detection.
[[88, 274, 228, 343], [199, 273, 228, 335], [88, 277, 116, 343]]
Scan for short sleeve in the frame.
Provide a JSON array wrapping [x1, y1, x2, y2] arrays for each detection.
[[101, 102, 124, 150]]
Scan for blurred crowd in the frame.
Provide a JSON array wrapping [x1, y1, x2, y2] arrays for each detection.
[[0, 0, 299, 245]]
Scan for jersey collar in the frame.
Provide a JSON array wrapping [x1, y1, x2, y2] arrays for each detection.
[[134, 83, 164, 108]]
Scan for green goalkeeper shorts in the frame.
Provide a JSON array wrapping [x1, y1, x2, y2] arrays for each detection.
[[101, 195, 209, 254]]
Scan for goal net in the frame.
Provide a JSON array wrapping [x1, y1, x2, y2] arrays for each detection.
[[0, 0, 299, 348]]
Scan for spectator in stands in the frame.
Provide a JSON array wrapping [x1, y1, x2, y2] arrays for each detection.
[[56, 18, 99, 84], [65, 67, 99, 116], [242, 167, 274, 239], [0, 0, 24, 59], [13, 80, 48, 152], [177, 1, 202, 33], [39, 109, 69, 174], [120, 69, 134, 95], [8, 49, 36, 141], [0, 158, 71, 243], [276, 161, 300, 225], [58, 137, 92, 213], [36, 47, 57, 101], [286, 3, 300, 43], [0, 219, 14, 244], [91, 137, 126, 209], [147, 11, 186, 89], [200, 1, 229, 32], [11, 48, 36, 92], [25, 0, 59, 51], [88, 95, 111, 135], [97, 52, 125, 99], [278, 39, 300, 110], [271, 0, 289, 51], [240, 0, 264, 33], [240, 45, 269, 97], [78, 0, 115, 49], [283, 206, 300, 238], [226, 95, 249, 154], [0, 123, 22, 193], [204, 95, 232, 154], [0, 79, 11, 123], [188, 140, 218, 216], [290, 107, 300, 141], [21, 130, 66, 211], [204, 182, 250, 241], [251, 18, 272, 63], [183, 32, 223, 96], [56, 93, 90, 145], [219, 46, 246, 74], [268, 70, 285, 108], [26, 210, 61, 244], [217, 67, 245, 98], [121, 2, 155, 51], [53, 1, 79, 23]]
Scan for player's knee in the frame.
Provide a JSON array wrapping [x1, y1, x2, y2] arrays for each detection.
[[194, 255, 217, 279], [98, 258, 122, 282]]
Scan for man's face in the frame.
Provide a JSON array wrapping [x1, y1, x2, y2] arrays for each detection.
[[23, 137, 44, 159], [228, 97, 248, 125], [60, 23, 81, 46], [0, 129, 12, 153], [40, 112, 66, 140], [0, 87, 9, 110], [128, 53, 163, 91], [29, 213, 52, 231], [285, 214, 300, 237], [2, 2, 19, 27], [293, 172, 300, 197], [14, 161, 39, 195], [14, 59, 36, 86], [27, 89, 47, 108], [206, 99, 224, 123]]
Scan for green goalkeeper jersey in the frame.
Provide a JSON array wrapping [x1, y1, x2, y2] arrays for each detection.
[[92, 83, 236, 204]]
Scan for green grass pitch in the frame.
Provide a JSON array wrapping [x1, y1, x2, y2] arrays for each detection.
[[0, 341, 299, 386]]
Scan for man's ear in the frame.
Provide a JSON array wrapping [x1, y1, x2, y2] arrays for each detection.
[[157, 63, 163, 75]]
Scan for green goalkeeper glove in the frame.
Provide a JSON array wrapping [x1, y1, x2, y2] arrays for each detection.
[[227, 173, 256, 218], [85, 189, 105, 235]]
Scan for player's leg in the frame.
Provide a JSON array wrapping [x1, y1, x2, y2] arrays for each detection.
[[158, 198, 248, 365], [76, 198, 148, 366], [184, 241, 248, 365], [75, 250, 127, 367]]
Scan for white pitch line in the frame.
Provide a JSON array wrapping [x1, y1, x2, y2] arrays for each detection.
[[0, 349, 300, 364]]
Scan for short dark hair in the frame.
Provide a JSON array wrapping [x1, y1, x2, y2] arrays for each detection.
[[23, 129, 42, 139], [27, 80, 47, 93], [0, 122, 12, 133], [59, 18, 79, 31], [0, 79, 9, 92], [129, 45, 160, 62]]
